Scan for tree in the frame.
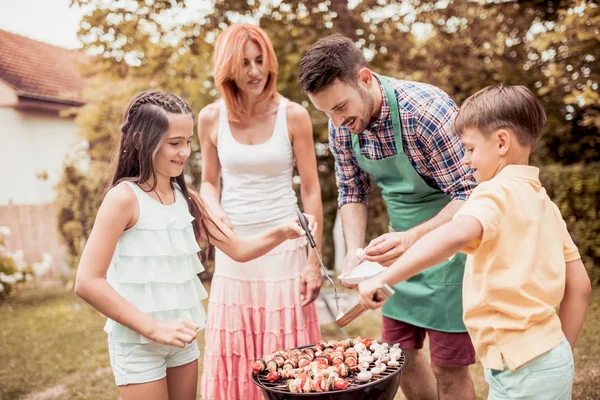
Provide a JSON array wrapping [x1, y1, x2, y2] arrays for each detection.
[[61, 0, 599, 276]]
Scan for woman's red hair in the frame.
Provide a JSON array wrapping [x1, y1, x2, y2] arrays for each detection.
[[213, 24, 279, 125]]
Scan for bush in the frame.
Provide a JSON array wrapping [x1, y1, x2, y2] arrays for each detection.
[[55, 163, 103, 271], [0, 227, 38, 301], [541, 163, 600, 285]]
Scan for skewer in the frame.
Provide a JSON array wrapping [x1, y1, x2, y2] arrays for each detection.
[[296, 210, 340, 314]]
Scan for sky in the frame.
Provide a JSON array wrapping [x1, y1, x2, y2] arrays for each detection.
[[0, 0, 86, 49], [0, 0, 430, 51]]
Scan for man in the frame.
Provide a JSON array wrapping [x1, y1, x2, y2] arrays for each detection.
[[298, 34, 477, 400]]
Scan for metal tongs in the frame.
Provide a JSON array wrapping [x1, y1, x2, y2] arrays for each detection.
[[335, 283, 395, 327], [296, 210, 340, 314]]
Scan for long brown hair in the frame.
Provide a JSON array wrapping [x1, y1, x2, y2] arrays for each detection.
[[109, 90, 211, 242]]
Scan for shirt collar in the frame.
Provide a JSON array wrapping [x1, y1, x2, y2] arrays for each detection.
[[496, 165, 540, 184], [367, 74, 390, 132]]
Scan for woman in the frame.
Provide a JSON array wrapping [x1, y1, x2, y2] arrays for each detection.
[[199, 24, 323, 400]]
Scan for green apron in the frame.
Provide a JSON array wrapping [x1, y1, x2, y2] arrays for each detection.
[[351, 75, 466, 332]]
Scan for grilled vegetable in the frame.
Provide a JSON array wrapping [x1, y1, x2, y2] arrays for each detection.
[[266, 359, 278, 372], [252, 358, 267, 374]]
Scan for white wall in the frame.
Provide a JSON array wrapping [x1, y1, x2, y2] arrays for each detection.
[[0, 106, 84, 205]]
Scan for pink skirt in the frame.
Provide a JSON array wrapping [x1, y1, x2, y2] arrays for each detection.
[[201, 238, 321, 400]]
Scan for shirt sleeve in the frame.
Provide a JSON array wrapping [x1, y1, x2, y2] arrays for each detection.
[[555, 209, 581, 262], [415, 95, 477, 201], [453, 184, 504, 253], [563, 227, 581, 262], [328, 120, 371, 207]]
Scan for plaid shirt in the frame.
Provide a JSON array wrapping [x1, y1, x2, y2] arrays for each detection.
[[329, 75, 476, 207]]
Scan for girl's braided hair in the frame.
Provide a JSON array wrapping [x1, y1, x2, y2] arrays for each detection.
[[108, 90, 212, 244]]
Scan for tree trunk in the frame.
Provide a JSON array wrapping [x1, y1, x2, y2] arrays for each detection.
[[331, 0, 354, 40]]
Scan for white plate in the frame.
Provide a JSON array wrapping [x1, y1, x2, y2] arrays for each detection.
[[338, 260, 387, 285]]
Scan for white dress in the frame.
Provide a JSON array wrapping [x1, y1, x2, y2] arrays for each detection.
[[200, 99, 321, 400]]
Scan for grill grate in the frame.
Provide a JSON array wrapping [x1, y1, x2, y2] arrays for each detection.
[[254, 351, 407, 394]]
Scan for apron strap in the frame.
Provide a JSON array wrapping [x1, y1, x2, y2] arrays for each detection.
[[374, 73, 405, 156]]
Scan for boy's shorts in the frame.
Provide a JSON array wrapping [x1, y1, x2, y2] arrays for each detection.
[[382, 316, 476, 367], [484, 337, 573, 400], [107, 336, 200, 386]]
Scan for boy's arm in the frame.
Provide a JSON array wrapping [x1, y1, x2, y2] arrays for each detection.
[[559, 258, 592, 350], [359, 215, 482, 309]]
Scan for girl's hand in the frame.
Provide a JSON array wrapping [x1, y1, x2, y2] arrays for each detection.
[[358, 277, 387, 310], [147, 319, 199, 348], [284, 213, 317, 239], [217, 212, 235, 231]]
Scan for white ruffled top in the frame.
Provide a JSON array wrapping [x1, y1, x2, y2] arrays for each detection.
[[103, 181, 208, 343]]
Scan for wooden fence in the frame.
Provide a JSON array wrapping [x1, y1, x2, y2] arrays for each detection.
[[0, 203, 66, 279]]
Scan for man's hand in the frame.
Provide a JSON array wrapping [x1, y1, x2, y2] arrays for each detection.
[[363, 231, 417, 266], [300, 265, 322, 306], [340, 252, 362, 289], [358, 276, 387, 310]]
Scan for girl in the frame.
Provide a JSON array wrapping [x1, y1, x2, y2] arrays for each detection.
[[199, 24, 323, 400], [74, 90, 315, 400]]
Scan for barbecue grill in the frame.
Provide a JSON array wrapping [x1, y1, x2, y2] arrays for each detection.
[[251, 345, 408, 400]]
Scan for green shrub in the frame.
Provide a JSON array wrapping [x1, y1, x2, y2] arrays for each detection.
[[541, 163, 600, 285], [55, 163, 103, 271]]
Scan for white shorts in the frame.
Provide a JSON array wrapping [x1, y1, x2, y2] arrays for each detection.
[[108, 337, 200, 386]]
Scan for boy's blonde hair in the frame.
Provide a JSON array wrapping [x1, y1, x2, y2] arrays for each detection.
[[454, 85, 547, 148]]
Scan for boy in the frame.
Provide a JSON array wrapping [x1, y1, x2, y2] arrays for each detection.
[[358, 85, 591, 399]]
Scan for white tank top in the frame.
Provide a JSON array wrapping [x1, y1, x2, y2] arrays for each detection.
[[217, 98, 299, 236]]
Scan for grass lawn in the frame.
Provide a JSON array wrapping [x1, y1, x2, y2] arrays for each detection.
[[1, 285, 599, 400]]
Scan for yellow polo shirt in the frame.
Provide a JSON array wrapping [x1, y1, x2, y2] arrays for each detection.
[[454, 165, 580, 371]]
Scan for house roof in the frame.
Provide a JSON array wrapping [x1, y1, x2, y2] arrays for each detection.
[[0, 29, 88, 106]]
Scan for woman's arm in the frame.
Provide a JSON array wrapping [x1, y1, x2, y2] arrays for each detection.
[[288, 101, 324, 305], [198, 103, 234, 230], [74, 184, 197, 347]]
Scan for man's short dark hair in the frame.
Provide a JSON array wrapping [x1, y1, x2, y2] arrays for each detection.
[[454, 85, 547, 148], [298, 34, 367, 94]]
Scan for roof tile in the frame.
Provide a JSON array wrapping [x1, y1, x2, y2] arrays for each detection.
[[0, 29, 88, 104]]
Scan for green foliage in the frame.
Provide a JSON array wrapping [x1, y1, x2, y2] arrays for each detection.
[[59, 0, 599, 274], [55, 164, 102, 270], [406, 0, 599, 165], [531, 1, 600, 163], [540, 163, 600, 285]]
